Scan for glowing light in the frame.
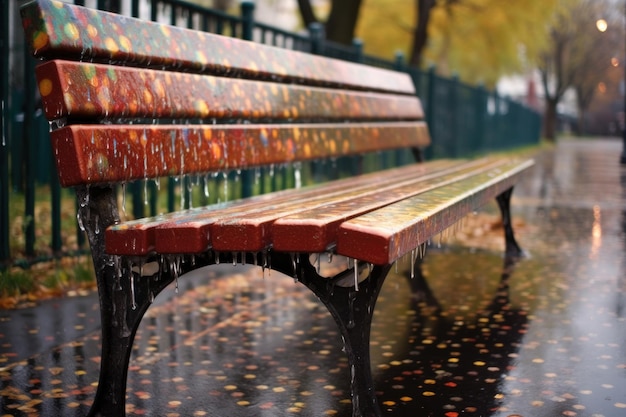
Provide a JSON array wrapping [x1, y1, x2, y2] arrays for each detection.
[[596, 19, 608, 32], [590, 205, 602, 259]]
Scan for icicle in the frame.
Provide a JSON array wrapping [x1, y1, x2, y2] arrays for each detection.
[[121, 183, 127, 217], [222, 172, 229, 202], [76, 212, 86, 232], [410, 249, 416, 279], [180, 175, 186, 210], [316, 253, 321, 274], [294, 162, 302, 189], [203, 174, 210, 199], [353, 259, 359, 291], [128, 261, 137, 310], [94, 214, 100, 235]]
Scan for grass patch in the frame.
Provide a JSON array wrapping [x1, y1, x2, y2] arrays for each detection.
[[0, 256, 96, 309]]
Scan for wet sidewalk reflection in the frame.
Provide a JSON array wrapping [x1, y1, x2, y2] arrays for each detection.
[[1, 138, 625, 416]]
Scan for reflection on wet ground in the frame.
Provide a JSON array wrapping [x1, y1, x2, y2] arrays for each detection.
[[1, 138, 625, 416]]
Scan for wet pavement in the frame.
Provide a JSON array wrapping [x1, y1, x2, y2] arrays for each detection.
[[1, 137, 625, 416]]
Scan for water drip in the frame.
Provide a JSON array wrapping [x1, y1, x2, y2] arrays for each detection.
[[76, 212, 86, 232], [128, 260, 137, 310], [294, 162, 302, 189], [121, 183, 127, 218]]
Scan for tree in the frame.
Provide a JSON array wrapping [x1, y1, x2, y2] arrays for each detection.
[[538, 0, 621, 140], [297, 0, 364, 45], [356, 0, 558, 87]]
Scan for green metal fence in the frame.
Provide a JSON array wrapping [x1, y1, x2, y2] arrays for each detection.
[[0, 0, 542, 269]]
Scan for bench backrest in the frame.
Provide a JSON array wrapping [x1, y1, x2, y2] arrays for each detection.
[[21, 0, 430, 188]]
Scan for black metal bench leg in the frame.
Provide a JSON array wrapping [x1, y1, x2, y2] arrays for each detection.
[[495, 186, 523, 258], [76, 186, 174, 416], [291, 255, 391, 417]]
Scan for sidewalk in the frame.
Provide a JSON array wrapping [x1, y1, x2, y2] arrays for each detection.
[[1, 137, 625, 416]]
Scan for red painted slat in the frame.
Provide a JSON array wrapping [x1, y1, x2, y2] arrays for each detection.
[[51, 122, 430, 186], [151, 161, 457, 254], [36, 60, 424, 121], [105, 160, 457, 255], [270, 158, 510, 253], [21, 0, 415, 94], [335, 159, 535, 265]]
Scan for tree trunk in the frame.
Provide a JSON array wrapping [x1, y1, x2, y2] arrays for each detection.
[[296, 0, 363, 45], [326, 0, 363, 45], [543, 98, 558, 141], [409, 0, 436, 68], [297, 0, 317, 27]]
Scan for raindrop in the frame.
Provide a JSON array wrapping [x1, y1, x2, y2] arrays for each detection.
[[121, 183, 127, 217], [203, 174, 210, 198], [76, 212, 86, 232], [94, 214, 100, 235], [128, 261, 137, 310], [294, 162, 302, 189]]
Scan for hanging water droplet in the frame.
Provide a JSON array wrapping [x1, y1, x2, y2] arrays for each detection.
[[129, 262, 137, 310], [76, 212, 86, 232], [121, 183, 127, 218]]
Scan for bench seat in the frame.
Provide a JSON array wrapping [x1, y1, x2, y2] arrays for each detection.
[[106, 157, 531, 263]]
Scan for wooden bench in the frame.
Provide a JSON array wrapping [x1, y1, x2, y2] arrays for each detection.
[[20, 0, 534, 415]]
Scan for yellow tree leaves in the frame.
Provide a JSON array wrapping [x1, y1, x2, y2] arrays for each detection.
[[357, 0, 561, 87]]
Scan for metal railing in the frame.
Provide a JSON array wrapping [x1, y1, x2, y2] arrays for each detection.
[[0, 0, 542, 268]]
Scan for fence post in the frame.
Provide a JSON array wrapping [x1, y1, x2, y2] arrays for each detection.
[[0, 0, 10, 265], [449, 74, 459, 158], [474, 83, 486, 153], [240, 1, 255, 197], [131, 0, 140, 18], [394, 51, 405, 71], [424, 66, 436, 160], [240, 1, 254, 41], [352, 38, 363, 63], [23, 45, 36, 257], [309, 22, 325, 55]]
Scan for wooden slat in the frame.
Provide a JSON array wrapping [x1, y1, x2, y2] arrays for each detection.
[[270, 158, 510, 253], [36, 60, 424, 121], [335, 159, 535, 265], [51, 122, 430, 186], [21, 0, 415, 94], [106, 160, 459, 255], [203, 161, 500, 253]]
